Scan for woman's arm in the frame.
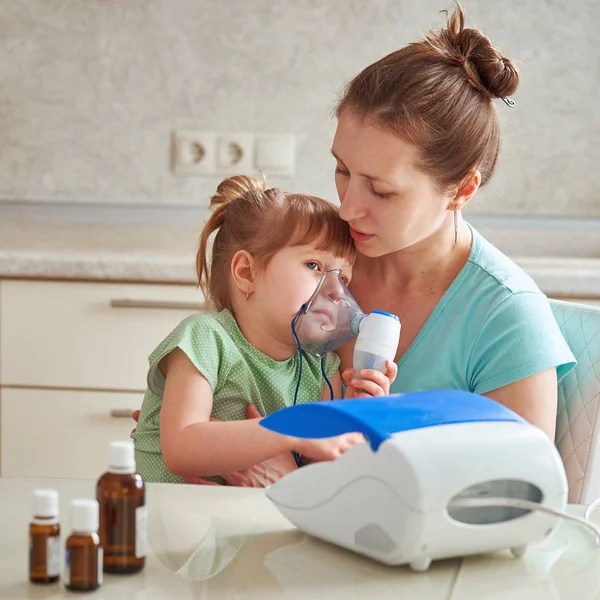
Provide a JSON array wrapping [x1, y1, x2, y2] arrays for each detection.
[[160, 348, 296, 477], [484, 368, 558, 440]]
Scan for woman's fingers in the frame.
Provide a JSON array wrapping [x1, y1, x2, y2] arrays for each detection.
[[183, 475, 223, 486], [246, 403, 262, 419]]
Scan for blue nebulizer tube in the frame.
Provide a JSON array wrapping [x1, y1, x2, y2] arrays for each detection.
[[289, 270, 401, 467]]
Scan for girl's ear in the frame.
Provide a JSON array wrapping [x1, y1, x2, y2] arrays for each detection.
[[231, 250, 256, 297]]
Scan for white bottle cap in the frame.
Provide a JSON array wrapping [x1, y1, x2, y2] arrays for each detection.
[[108, 440, 136, 474], [33, 489, 59, 519], [70, 499, 99, 534]]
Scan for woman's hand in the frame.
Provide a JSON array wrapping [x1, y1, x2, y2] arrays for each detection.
[[131, 410, 140, 434], [341, 360, 398, 398], [222, 451, 299, 487], [182, 451, 298, 487]]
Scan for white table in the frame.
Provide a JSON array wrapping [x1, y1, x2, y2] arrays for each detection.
[[1, 478, 599, 599]]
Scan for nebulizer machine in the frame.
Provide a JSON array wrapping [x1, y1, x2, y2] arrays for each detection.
[[262, 269, 600, 571]]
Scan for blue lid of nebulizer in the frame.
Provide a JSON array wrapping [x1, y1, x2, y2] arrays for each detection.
[[370, 309, 400, 321], [260, 390, 526, 452]]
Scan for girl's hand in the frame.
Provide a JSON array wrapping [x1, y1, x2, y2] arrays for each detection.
[[293, 432, 365, 462], [341, 360, 398, 398]]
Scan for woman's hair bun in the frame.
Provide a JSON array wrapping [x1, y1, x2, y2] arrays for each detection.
[[428, 3, 519, 99]]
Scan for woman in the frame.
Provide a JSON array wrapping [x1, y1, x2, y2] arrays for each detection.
[[134, 4, 575, 486], [332, 5, 575, 441]]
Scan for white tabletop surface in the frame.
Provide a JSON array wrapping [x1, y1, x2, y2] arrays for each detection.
[[1, 478, 600, 599]]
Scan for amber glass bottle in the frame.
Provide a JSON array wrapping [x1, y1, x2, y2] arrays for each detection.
[[29, 489, 60, 584], [96, 440, 146, 574], [65, 499, 102, 592]]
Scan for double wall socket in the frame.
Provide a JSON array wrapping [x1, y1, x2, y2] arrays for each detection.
[[172, 130, 295, 177], [172, 131, 253, 176]]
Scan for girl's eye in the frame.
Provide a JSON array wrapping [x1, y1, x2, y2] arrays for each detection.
[[341, 275, 350, 285], [306, 261, 320, 271]]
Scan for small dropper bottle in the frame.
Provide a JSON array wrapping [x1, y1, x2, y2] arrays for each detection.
[[29, 489, 60, 584], [96, 440, 146, 574], [64, 499, 102, 592]]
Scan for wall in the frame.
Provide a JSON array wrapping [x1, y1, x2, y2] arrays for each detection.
[[0, 0, 597, 216]]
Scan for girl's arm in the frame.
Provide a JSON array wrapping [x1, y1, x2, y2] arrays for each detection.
[[160, 348, 296, 477], [160, 349, 364, 478]]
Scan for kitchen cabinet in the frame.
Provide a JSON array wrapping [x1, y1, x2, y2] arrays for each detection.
[[0, 279, 203, 477], [0, 280, 203, 390], [1, 388, 142, 478]]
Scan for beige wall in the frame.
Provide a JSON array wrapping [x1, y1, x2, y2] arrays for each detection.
[[0, 0, 597, 216]]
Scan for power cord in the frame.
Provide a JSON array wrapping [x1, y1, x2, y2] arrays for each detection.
[[584, 497, 600, 524], [449, 497, 600, 547]]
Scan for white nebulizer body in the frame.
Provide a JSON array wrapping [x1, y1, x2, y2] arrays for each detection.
[[259, 391, 570, 571]]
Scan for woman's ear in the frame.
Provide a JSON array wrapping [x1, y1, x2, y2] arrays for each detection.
[[231, 250, 256, 298], [449, 169, 481, 211]]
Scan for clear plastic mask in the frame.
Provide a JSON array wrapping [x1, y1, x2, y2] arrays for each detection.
[[292, 269, 365, 357]]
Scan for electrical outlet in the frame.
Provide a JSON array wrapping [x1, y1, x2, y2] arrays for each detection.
[[255, 133, 296, 177], [171, 131, 216, 175], [216, 133, 254, 174]]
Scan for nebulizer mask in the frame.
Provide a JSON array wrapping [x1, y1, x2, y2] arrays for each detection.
[[291, 269, 401, 394], [292, 269, 364, 357]]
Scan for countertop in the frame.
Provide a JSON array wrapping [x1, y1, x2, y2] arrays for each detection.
[[1, 477, 600, 599], [0, 218, 201, 284], [1, 216, 600, 297]]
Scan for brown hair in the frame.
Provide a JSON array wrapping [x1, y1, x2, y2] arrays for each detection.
[[197, 175, 355, 311], [336, 3, 519, 190]]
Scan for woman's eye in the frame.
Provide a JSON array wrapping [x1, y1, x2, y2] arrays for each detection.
[[306, 261, 320, 271], [369, 183, 392, 200], [335, 167, 350, 177]]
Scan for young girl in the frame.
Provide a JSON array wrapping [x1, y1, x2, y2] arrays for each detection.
[[131, 175, 396, 484]]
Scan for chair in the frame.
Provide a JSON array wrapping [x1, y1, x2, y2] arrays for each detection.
[[551, 299, 600, 504]]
